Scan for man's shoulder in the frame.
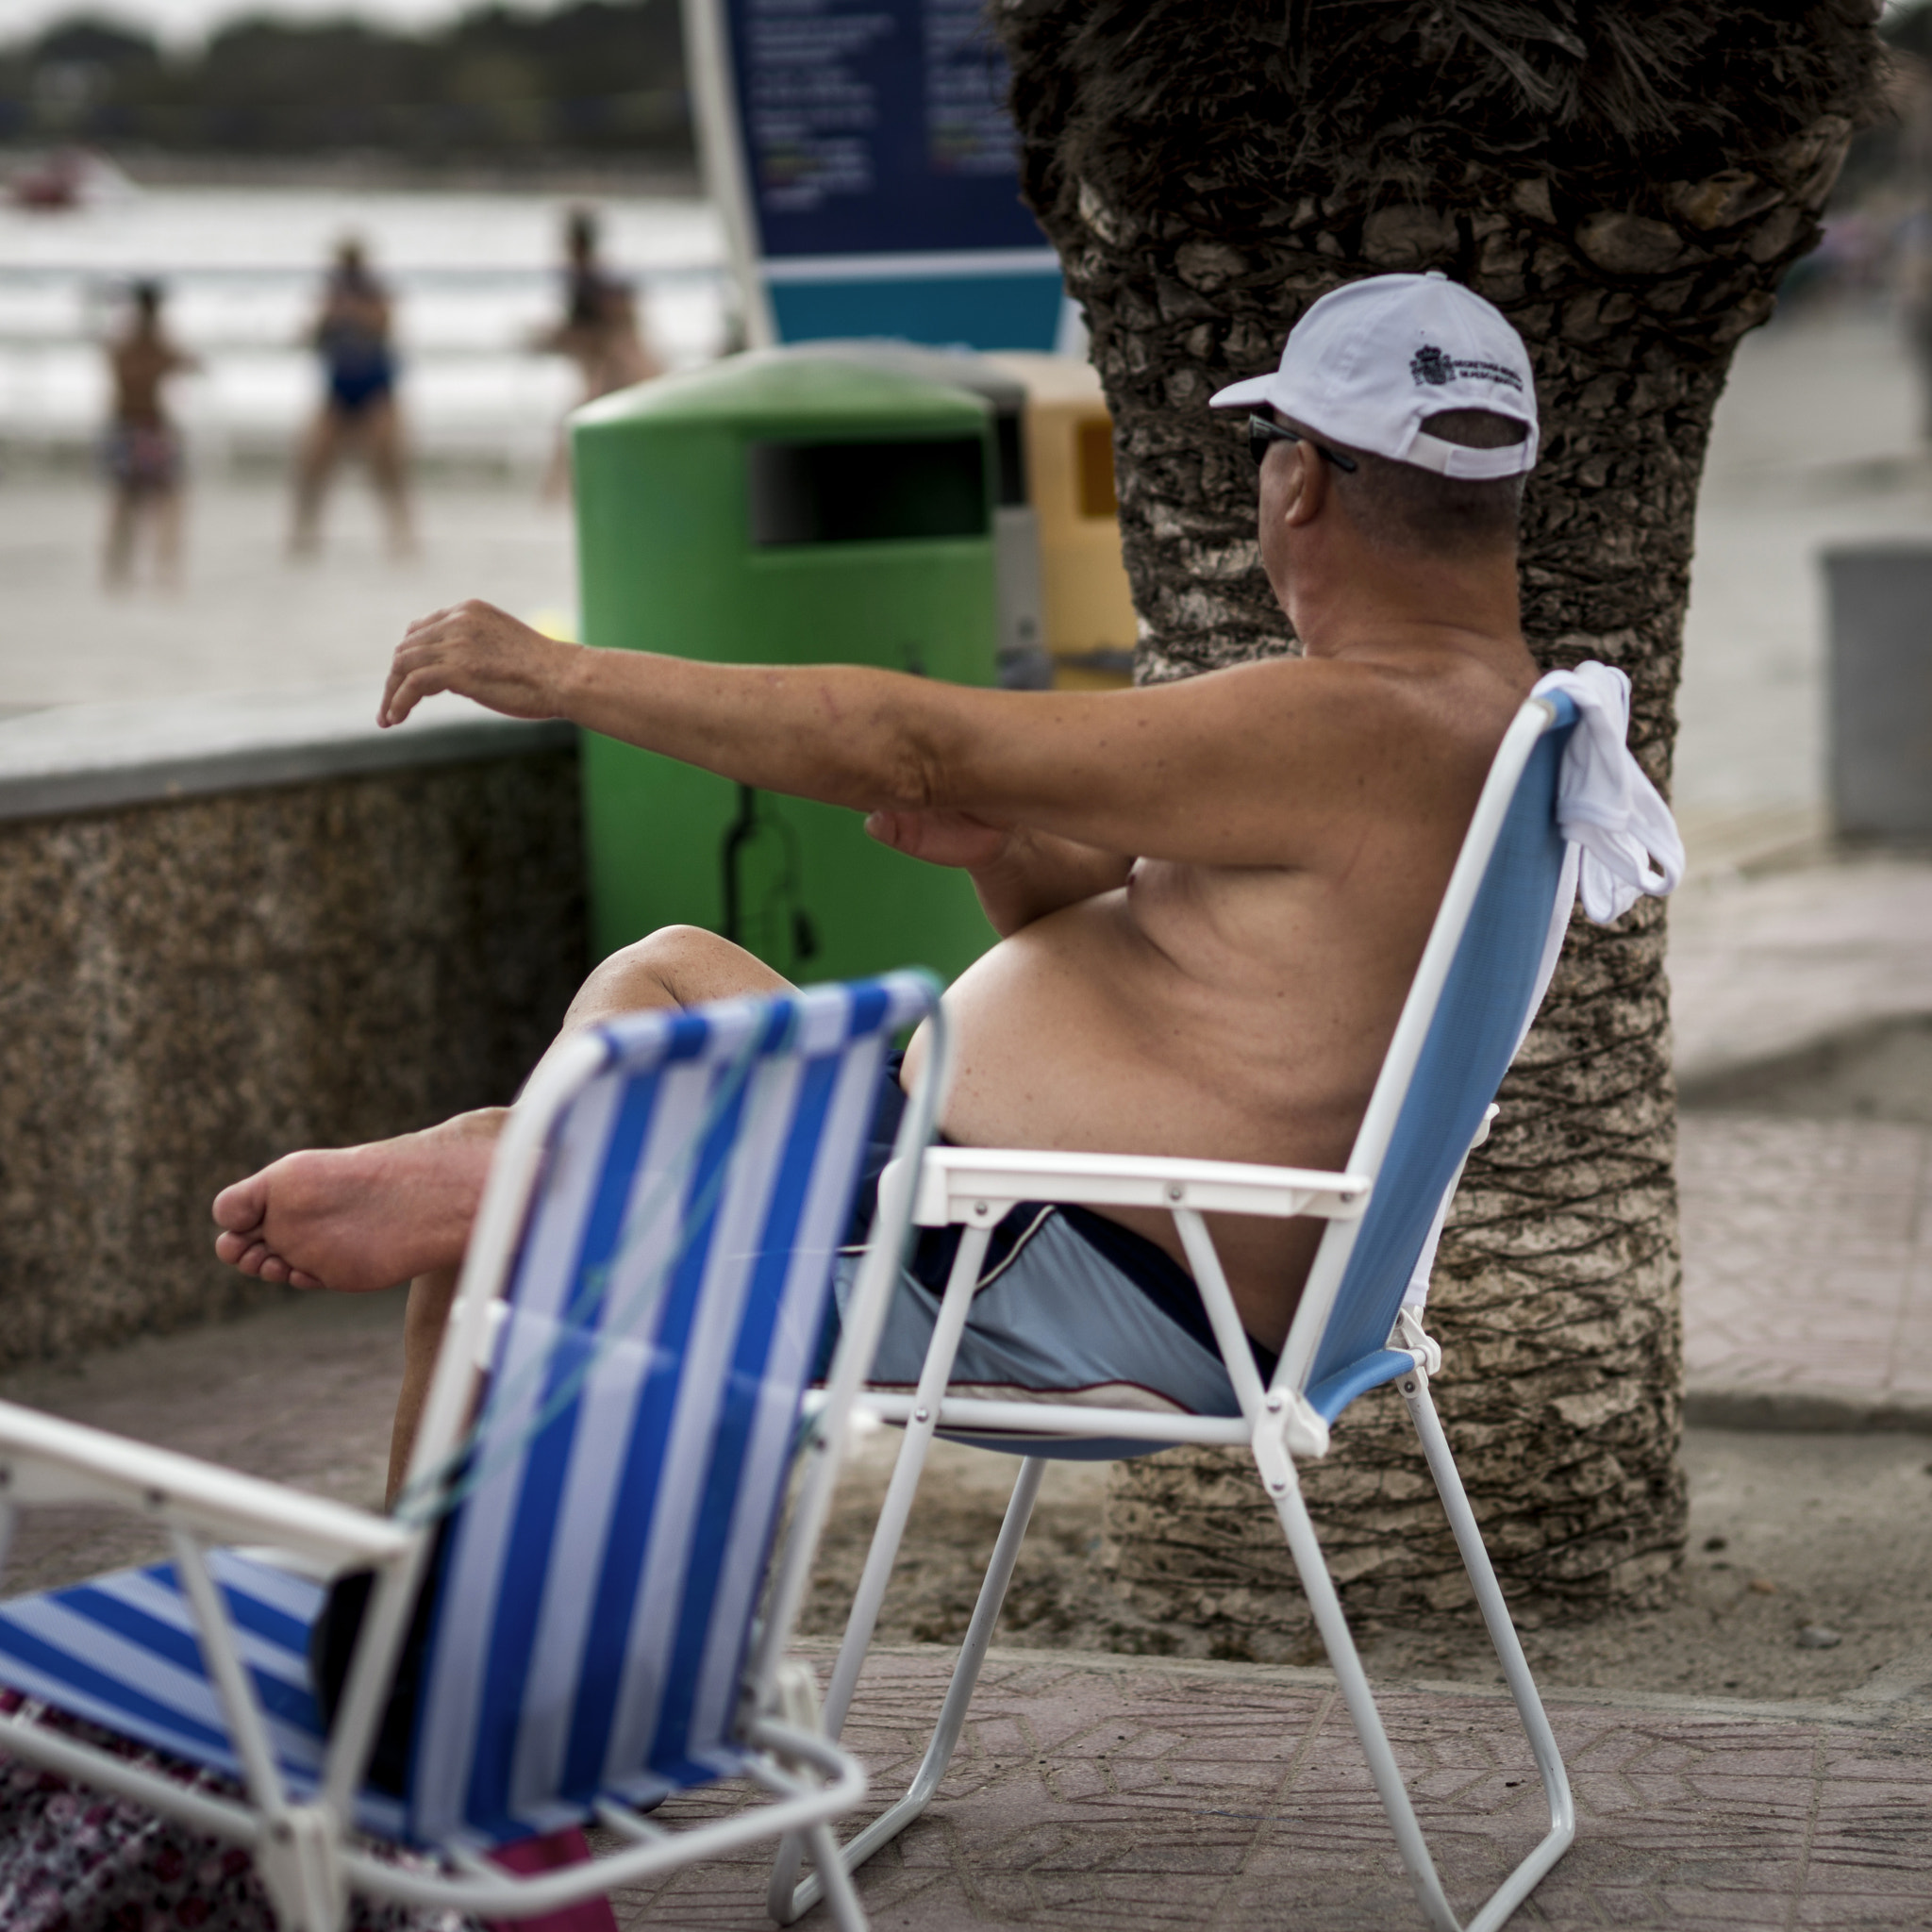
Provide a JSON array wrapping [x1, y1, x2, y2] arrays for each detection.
[[1178, 647, 1527, 737]]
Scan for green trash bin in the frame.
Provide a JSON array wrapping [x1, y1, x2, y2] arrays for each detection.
[[572, 351, 1002, 984]]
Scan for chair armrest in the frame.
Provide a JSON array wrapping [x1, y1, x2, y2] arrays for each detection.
[[900, 1145, 1371, 1229], [0, 1399, 410, 1570]]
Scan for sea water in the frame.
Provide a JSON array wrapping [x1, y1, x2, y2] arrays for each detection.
[[0, 181, 729, 461]]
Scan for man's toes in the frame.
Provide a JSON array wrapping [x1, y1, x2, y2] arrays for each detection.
[[223, 1239, 274, 1278], [287, 1268, 325, 1291], [212, 1174, 267, 1234], [258, 1254, 292, 1285]]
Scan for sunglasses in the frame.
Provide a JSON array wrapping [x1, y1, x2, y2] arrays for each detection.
[[1247, 413, 1357, 474]]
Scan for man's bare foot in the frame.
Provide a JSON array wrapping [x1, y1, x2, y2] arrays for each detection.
[[211, 1109, 506, 1294]]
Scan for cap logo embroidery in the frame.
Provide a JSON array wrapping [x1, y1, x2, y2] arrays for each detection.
[[1409, 344, 1524, 392], [1411, 344, 1455, 387]]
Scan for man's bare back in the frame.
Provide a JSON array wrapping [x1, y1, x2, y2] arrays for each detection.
[[211, 271, 1542, 1489], [909, 652, 1530, 1342]]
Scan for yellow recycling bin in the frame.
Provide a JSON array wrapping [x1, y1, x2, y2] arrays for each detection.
[[989, 353, 1138, 690]]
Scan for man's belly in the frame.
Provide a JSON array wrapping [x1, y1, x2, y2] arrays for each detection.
[[899, 891, 1380, 1347]]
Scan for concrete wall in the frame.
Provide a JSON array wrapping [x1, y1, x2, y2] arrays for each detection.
[[0, 691, 585, 1367]]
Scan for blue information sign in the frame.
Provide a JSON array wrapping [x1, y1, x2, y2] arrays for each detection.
[[689, 0, 1065, 350]]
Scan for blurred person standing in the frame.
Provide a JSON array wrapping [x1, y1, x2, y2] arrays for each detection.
[[102, 279, 197, 591], [532, 207, 660, 497], [291, 237, 416, 558]]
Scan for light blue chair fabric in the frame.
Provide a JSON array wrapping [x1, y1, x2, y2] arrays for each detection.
[[0, 971, 939, 1926], [1302, 693, 1576, 1424]]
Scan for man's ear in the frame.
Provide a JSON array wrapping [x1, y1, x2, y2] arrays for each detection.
[[1280, 441, 1328, 528]]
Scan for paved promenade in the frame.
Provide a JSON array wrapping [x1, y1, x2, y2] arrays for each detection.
[[1673, 855, 1932, 1430], [1681, 1112, 1932, 1427], [607, 1647, 1932, 1931]]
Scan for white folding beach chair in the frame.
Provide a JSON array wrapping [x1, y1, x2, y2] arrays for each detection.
[[774, 691, 1587, 1932], [0, 971, 946, 1932]]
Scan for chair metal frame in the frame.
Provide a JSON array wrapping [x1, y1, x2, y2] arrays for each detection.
[[0, 976, 953, 1932], [772, 695, 1579, 1932]]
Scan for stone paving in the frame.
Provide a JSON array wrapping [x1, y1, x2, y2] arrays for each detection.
[[601, 1648, 1932, 1932], [1667, 857, 1932, 1087], [1680, 1115, 1932, 1427], [1670, 853, 1932, 1430]]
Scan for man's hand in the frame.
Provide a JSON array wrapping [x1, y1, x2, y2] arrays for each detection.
[[863, 806, 1013, 872], [379, 600, 579, 728]]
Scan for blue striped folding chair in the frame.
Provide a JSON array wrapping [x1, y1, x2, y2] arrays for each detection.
[[0, 971, 944, 1932], [774, 692, 1585, 1932]]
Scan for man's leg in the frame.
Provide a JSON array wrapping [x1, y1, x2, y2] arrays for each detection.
[[103, 482, 137, 589], [211, 926, 793, 1498], [154, 482, 184, 591]]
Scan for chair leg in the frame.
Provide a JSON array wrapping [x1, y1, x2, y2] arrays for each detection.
[[772, 1456, 1046, 1924], [765, 1404, 945, 1925], [770, 1229, 995, 1924], [803, 1819, 870, 1932], [1399, 1366, 1575, 1931], [1266, 1374, 1577, 1932], [1267, 1466, 1463, 1932]]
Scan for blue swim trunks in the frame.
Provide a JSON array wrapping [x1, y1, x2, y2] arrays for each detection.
[[825, 1057, 1275, 1421]]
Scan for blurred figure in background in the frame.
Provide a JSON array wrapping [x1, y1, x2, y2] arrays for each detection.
[[532, 206, 659, 497], [291, 237, 415, 558], [102, 279, 196, 591]]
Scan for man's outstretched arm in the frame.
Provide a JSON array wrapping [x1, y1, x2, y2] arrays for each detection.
[[378, 597, 1401, 872]]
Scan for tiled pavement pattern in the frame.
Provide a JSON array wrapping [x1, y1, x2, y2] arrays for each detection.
[[1669, 854, 1932, 1426], [1680, 1116, 1932, 1424], [603, 1648, 1932, 1932], [1666, 858, 1932, 1088]]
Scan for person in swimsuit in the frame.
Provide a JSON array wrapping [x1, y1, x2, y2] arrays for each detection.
[[101, 280, 197, 591], [290, 237, 415, 558], [213, 274, 1552, 1499], [531, 207, 661, 499]]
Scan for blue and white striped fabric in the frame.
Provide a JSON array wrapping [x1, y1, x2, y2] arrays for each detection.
[[0, 1550, 407, 1839], [405, 972, 934, 1848], [0, 971, 936, 1856], [1301, 696, 1577, 1423]]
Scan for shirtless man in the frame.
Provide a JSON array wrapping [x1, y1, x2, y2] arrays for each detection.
[[213, 273, 1543, 1496]]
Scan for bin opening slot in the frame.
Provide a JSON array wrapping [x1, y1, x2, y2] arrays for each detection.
[[748, 437, 988, 546]]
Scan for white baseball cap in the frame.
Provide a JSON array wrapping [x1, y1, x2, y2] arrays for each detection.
[[1208, 272, 1538, 479]]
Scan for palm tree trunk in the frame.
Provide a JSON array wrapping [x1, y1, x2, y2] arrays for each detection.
[[995, 0, 1880, 1647]]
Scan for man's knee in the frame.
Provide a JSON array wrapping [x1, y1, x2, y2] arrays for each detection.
[[598, 923, 740, 989], [576, 924, 791, 1017]]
